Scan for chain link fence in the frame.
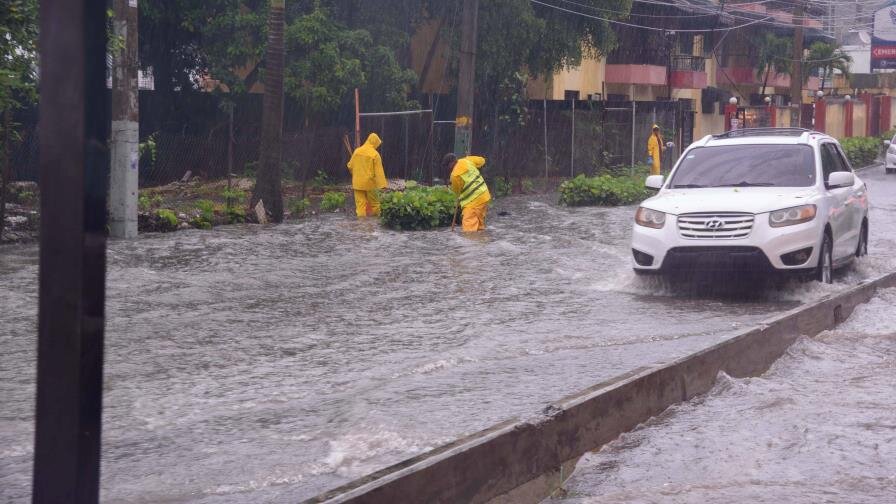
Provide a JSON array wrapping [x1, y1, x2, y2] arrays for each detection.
[[5, 96, 697, 190]]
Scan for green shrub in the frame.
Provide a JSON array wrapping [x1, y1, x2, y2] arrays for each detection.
[[221, 187, 246, 205], [139, 194, 163, 212], [156, 209, 178, 231], [191, 199, 215, 229], [226, 206, 246, 224], [138, 132, 158, 173], [490, 176, 512, 197], [320, 191, 346, 212], [379, 185, 457, 230], [311, 170, 333, 188], [559, 174, 650, 207], [289, 197, 311, 217], [521, 179, 535, 194], [839, 137, 879, 167], [880, 127, 896, 142]]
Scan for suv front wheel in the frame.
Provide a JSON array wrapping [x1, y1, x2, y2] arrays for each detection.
[[815, 233, 833, 284]]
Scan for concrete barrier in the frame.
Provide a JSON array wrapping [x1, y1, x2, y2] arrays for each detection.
[[306, 272, 896, 504]]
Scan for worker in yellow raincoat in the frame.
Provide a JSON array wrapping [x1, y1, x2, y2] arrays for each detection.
[[444, 153, 491, 232], [646, 124, 664, 176], [347, 133, 388, 217]]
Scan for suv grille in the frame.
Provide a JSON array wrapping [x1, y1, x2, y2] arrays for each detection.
[[678, 212, 754, 240]]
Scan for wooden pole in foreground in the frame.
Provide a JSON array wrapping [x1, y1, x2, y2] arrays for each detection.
[[355, 88, 361, 148], [33, 0, 110, 502]]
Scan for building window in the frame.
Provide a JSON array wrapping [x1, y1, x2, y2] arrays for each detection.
[[564, 90, 581, 101]]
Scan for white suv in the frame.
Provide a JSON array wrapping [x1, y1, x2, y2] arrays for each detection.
[[631, 128, 869, 283]]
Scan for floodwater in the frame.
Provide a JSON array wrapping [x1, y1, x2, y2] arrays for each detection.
[[2, 166, 895, 502], [550, 288, 896, 504]]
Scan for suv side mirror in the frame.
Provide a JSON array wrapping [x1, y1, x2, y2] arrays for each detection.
[[645, 175, 664, 190], [827, 171, 855, 189]]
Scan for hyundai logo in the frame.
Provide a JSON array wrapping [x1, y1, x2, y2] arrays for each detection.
[[705, 218, 725, 230]]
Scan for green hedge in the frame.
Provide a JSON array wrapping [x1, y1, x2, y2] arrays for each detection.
[[559, 174, 650, 207], [839, 137, 879, 167], [379, 185, 457, 230]]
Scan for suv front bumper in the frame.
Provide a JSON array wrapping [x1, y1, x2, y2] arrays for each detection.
[[631, 214, 821, 274]]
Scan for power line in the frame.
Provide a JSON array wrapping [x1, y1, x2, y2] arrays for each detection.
[[530, 0, 776, 33]]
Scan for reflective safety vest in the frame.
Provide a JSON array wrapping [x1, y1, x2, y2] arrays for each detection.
[[457, 160, 489, 208]]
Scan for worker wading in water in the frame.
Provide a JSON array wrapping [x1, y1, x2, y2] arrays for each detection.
[[347, 133, 388, 217], [444, 153, 491, 232], [646, 124, 665, 176]]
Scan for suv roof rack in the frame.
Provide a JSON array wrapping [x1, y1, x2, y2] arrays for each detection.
[[711, 127, 816, 139]]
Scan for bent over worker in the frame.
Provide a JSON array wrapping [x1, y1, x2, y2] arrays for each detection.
[[444, 153, 491, 232], [646, 124, 664, 176], [347, 133, 388, 217]]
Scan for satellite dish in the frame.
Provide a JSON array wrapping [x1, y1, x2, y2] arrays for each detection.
[[859, 31, 872, 45]]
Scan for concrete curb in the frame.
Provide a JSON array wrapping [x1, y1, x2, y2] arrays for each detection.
[[305, 272, 896, 504]]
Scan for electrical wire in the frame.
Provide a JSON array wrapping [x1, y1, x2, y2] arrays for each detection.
[[530, 0, 776, 32]]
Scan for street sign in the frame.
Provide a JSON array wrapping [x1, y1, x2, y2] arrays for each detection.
[[872, 3, 896, 70]]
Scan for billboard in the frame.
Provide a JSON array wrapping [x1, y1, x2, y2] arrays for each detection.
[[872, 3, 896, 69]]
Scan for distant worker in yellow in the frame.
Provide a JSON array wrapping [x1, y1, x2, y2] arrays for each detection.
[[646, 124, 665, 176], [347, 133, 388, 217], [444, 153, 491, 232]]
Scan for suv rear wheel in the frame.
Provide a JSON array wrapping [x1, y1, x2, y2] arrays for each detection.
[[815, 233, 833, 284]]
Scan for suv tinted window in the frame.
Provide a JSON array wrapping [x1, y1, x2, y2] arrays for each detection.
[[821, 143, 849, 180], [669, 144, 816, 188]]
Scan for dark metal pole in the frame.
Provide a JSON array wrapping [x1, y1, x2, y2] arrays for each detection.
[[33, 0, 109, 502], [453, 0, 478, 156]]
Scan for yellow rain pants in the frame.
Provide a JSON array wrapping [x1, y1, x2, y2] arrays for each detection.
[[461, 202, 488, 232], [353, 189, 381, 217]]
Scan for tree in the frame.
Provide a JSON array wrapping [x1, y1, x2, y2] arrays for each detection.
[[804, 41, 852, 93], [755, 33, 792, 97], [253, 0, 286, 221], [458, 0, 628, 172], [0, 0, 38, 241]]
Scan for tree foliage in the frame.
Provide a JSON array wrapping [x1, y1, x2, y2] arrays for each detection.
[[804, 42, 852, 92], [755, 33, 791, 97], [0, 0, 38, 113]]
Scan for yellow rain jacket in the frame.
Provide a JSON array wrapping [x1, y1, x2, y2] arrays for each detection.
[[450, 156, 491, 209], [347, 133, 388, 191], [646, 126, 663, 176]]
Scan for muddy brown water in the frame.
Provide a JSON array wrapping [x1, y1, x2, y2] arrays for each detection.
[[2, 166, 895, 502]]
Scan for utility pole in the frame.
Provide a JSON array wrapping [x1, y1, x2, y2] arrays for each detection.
[[252, 0, 286, 222], [790, 0, 805, 111], [109, 0, 139, 238], [454, 0, 479, 157], [33, 0, 110, 501]]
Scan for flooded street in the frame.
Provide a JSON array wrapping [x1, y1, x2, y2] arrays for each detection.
[[550, 288, 896, 504], [2, 166, 896, 502]]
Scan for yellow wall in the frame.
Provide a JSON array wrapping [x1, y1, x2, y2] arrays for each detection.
[[548, 57, 605, 100], [852, 102, 867, 137], [826, 102, 845, 139]]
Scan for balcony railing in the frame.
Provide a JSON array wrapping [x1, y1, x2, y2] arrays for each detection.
[[671, 55, 706, 72]]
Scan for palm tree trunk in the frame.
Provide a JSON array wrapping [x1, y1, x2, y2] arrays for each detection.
[[762, 66, 771, 97], [252, 0, 286, 222]]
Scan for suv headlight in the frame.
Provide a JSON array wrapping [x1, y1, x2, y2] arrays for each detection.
[[635, 207, 666, 229], [769, 204, 817, 228]]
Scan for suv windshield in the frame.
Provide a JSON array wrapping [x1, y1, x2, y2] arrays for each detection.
[[669, 144, 816, 188]]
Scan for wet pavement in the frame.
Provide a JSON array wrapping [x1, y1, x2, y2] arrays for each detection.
[[2, 166, 895, 502], [550, 288, 896, 504]]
